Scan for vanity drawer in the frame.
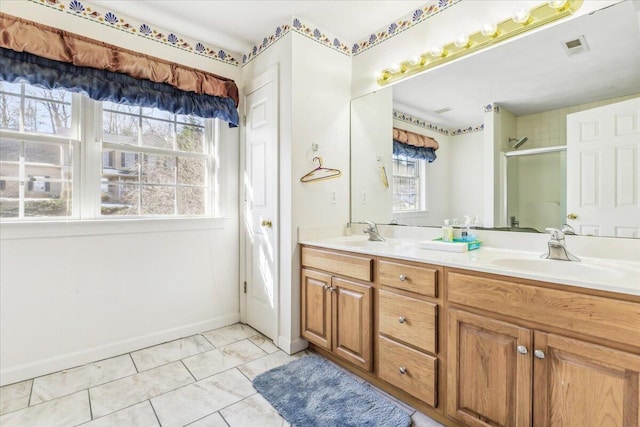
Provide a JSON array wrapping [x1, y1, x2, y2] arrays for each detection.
[[378, 335, 437, 407], [301, 247, 373, 282], [447, 270, 640, 348], [379, 259, 438, 297], [379, 290, 437, 354]]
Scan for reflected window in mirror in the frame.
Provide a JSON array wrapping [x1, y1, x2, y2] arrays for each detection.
[[392, 155, 426, 213]]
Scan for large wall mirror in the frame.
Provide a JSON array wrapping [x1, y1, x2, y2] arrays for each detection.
[[351, 0, 640, 238]]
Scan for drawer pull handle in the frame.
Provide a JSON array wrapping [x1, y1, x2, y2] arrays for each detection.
[[399, 274, 407, 281], [398, 316, 406, 324], [399, 367, 407, 375], [534, 350, 545, 359], [517, 345, 528, 355]]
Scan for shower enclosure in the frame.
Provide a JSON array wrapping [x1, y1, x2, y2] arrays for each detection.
[[505, 146, 566, 233]]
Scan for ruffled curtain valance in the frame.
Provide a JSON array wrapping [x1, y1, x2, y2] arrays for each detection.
[[393, 127, 439, 162], [0, 13, 239, 126]]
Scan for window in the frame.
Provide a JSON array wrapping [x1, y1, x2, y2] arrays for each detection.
[[392, 155, 426, 212], [0, 81, 77, 218], [0, 81, 218, 220]]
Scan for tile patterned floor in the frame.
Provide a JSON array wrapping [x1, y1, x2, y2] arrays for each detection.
[[0, 323, 443, 427]]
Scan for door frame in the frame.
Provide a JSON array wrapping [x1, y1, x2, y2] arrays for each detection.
[[239, 65, 280, 344]]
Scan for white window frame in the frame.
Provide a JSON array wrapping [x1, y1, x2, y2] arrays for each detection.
[[0, 82, 221, 223]]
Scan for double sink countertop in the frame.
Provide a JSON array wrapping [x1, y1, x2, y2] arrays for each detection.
[[299, 235, 640, 297]]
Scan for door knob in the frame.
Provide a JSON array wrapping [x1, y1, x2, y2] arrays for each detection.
[[261, 219, 272, 228], [567, 213, 577, 220], [517, 345, 528, 355], [534, 350, 545, 359]]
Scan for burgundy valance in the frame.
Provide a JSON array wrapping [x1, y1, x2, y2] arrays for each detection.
[[0, 13, 239, 107]]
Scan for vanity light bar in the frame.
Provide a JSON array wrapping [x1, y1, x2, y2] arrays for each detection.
[[376, 0, 583, 86]]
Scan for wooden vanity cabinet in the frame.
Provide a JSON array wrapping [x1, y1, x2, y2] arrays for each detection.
[[301, 247, 374, 371], [377, 258, 441, 407], [446, 270, 640, 427]]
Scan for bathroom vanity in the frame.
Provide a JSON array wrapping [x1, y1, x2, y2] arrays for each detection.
[[299, 236, 640, 427]]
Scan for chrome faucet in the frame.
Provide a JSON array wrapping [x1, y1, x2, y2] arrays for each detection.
[[541, 228, 580, 261], [363, 220, 385, 242], [561, 223, 576, 235]]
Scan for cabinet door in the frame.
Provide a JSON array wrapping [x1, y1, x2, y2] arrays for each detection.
[[332, 277, 373, 371], [301, 268, 332, 350], [447, 309, 533, 427], [534, 332, 640, 427]]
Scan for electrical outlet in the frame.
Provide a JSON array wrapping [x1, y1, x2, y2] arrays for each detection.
[[330, 189, 337, 204]]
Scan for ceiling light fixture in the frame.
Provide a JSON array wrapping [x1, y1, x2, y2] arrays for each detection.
[[376, 0, 583, 86]]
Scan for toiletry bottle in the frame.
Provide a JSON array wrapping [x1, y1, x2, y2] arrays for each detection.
[[473, 214, 482, 228], [462, 215, 471, 242], [442, 219, 453, 242], [451, 218, 461, 240]]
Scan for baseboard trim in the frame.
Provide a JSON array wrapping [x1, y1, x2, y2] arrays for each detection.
[[277, 335, 309, 355], [0, 313, 240, 386]]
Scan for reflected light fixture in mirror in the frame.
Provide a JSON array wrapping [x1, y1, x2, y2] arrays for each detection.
[[377, 0, 583, 86]]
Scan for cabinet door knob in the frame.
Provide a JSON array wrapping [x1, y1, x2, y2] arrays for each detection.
[[329, 286, 336, 293], [517, 345, 528, 355], [398, 316, 406, 324], [399, 274, 407, 281], [323, 285, 330, 291], [534, 350, 545, 359], [399, 367, 407, 375]]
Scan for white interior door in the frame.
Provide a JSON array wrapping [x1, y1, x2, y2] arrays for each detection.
[[243, 67, 278, 340], [566, 97, 640, 237]]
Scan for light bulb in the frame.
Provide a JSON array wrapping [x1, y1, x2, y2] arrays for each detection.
[[481, 22, 498, 37], [408, 54, 422, 65], [373, 70, 383, 80], [429, 45, 444, 57], [512, 6, 531, 24], [548, 0, 567, 9], [389, 63, 401, 73], [454, 33, 469, 48]]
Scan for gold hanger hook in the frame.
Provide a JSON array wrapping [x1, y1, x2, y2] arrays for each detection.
[[312, 156, 323, 168]]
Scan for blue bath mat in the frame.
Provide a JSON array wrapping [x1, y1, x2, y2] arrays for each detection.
[[252, 355, 412, 427]]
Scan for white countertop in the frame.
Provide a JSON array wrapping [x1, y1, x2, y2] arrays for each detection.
[[299, 235, 640, 297]]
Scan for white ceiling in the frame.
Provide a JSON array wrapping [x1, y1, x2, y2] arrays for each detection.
[[393, 0, 640, 129], [92, 0, 427, 54]]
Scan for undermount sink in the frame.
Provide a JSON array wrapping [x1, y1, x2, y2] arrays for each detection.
[[489, 258, 624, 281]]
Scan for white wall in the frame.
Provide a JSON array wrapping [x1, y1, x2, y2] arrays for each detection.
[[351, 89, 393, 224], [0, 2, 241, 385], [449, 131, 484, 222]]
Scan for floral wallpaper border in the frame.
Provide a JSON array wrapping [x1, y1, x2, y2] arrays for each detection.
[[27, 0, 241, 66], [352, 0, 461, 56], [393, 110, 485, 136], [242, 16, 351, 65]]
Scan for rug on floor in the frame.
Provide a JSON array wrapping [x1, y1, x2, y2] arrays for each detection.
[[252, 355, 412, 427]]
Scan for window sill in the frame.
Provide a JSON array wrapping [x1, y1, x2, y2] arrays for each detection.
[[0, 217, 232, 240]]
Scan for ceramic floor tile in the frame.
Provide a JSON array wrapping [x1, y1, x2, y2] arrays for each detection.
[[220, 393, 289, 427], [131, 335, 214, 371], [0, 390, 90, 427], [182, 339, 267, 380], [89, 361, 193, 418], [411, 410, 445, 427], [151, 368, 255, 427], [30, 354, 136, 405], [186, 412, 228, 427], [79, 401, 159, 427], [0, 379, 32, 415], [237, 350, 306, 381], [248, 334, 280, 354], [202, 324, 258, 347]]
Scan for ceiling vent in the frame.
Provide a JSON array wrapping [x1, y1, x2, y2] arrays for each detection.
[[434, 107, 452, 114], [562, 35, 589, 56]]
